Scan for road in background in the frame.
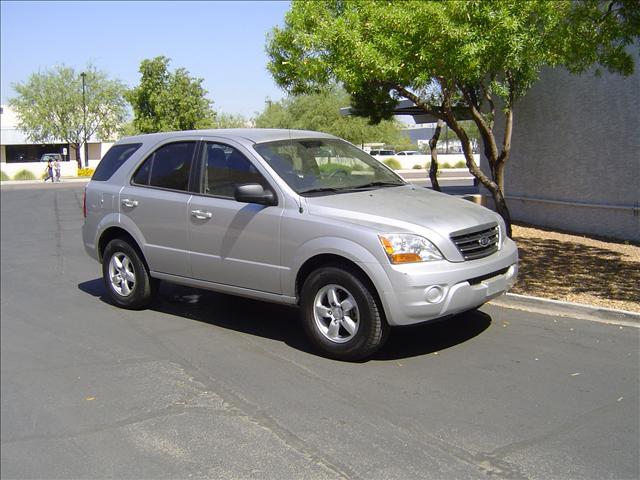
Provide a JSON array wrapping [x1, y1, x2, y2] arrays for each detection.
[[1, 183, 638, 479]]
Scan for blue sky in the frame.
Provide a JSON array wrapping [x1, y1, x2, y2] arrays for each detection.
[[1, 0, 292, 118]]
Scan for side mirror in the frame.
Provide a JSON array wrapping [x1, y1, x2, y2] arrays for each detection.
[[234, 184, 277, 206]]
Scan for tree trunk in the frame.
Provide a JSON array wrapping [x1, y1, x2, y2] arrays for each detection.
[[443, 110, 513, 237], [74, 143, 82, 169], [428, 119, 443, 191]]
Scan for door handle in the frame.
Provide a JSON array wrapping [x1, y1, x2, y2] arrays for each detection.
[[191, 209, 213, 220], [121, 198, 138, 208]]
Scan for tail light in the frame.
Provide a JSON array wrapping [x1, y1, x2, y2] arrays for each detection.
[[83, 188, 87, 218]]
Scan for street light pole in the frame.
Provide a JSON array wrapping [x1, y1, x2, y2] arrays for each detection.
[[81, 72, 88, 168]]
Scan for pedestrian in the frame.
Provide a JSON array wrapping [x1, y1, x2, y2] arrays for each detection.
[[54, 158, 61, 182], [43, 159, 54, 183]]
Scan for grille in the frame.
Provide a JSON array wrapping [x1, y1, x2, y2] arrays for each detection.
[[451, 224, 500, 260]]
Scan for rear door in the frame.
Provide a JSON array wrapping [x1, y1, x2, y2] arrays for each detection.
[[118, 140, 197, 277], [187, 139, 284, 293]]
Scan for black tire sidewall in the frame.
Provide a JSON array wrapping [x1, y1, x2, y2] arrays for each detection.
[[102, 239, 153, 310], [301, 267, 386, 361]]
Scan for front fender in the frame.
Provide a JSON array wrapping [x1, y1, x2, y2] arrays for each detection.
[[283, 235, 394, 313]]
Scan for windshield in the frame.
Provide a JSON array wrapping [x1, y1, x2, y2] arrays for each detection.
[[253, 138, 405, 195]]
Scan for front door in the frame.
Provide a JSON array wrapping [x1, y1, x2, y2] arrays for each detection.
[[187, 140, 283, 293]]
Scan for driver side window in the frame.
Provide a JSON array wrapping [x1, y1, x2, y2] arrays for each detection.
[[199, 143, 269, 198]]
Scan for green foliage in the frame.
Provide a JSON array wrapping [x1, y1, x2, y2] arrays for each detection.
[[382, 158, 401, 170], [0, 171, 9, 181], [318, 163, 353, 175], [255, 87, 407, 146], [8, 65, 127, 153], [211, 111, 248, 129], [454, 161, 467, 168], [268, 1, 637, 109], [412, 164, 423, 170], [267, 0, 638, 234], [13, 169, 36, 181], [125, 56, 215, 133]]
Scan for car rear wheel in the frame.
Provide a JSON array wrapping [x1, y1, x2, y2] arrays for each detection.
[[300, 266, 389, 361], [102, 238, 157, 310]]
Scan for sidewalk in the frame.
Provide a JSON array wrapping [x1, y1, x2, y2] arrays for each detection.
[[0, 177, 90, 186]]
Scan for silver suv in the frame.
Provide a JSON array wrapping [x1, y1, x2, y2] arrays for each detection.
[[83, 129, 518, 360]]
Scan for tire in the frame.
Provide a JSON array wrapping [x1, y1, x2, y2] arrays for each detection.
[[102, 238, 158, 310], [300, 266, 389, 361]]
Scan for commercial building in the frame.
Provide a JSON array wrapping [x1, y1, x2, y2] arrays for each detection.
[[1, 105, 110, 176]]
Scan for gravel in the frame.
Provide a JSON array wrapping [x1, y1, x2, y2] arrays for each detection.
[[511, 224, 640, 313]]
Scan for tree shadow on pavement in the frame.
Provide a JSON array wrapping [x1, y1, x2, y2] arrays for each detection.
[[79, 279, 493, 362], [513, 237, 640, 304]]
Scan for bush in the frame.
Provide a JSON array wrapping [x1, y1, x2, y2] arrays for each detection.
[[0, 171, 9, 181], [383, 158, 401, 170], [77, 168, 95, 177], [318, 163, 353, 176], [454, 160, 466, 168], [412, 164, 423, 170], [13, 169, 36, 181]]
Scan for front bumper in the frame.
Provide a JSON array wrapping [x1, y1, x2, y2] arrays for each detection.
[[377, 238, 518, 326]]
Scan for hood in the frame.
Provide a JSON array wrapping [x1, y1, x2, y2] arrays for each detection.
[[305, 185, 500, 240]]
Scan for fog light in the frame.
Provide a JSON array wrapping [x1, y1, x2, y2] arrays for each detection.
[[506, 264, 517, 279], [425, 285, 444, 303]]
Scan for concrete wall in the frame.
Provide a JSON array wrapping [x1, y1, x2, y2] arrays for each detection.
[[487, 61, 639, 241]]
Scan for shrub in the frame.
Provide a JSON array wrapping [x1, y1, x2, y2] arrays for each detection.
[[0, 171, 9, 181], [77, 168, 95, 177], [319, 163, 353, 176], [383, 158, 401, 170], [412, 164, 423, 169], [454, 160, 466, 168], [439, 162, 452, 169], [13, 169, 36, 181]]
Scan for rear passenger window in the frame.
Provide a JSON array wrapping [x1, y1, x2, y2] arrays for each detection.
[[132, 142, 196, 192], [92, 143, 142, 181]]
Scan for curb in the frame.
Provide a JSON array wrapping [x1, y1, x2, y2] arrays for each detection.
[[490, 293, 640, 327]]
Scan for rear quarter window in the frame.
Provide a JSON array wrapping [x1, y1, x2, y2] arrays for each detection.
[[92, 143, 142, 181]]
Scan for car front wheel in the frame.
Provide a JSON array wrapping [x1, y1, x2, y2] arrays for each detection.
[[300, 266, 389, 361]]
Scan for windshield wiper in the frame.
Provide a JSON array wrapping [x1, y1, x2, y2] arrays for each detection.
[[299, 181, 404, 195], [298, 186, 345, 194], [351, 181, 405, 189]]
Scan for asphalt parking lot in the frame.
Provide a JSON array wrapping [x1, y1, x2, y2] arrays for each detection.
[[1, 183, 638, 479]]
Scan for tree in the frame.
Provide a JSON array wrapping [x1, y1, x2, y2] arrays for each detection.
[[266, 0, 638, 236], [255, 87, 407, 146], [125, 56, 215, 133], [211, 111, 248, 129], [9, 65, 127, 167]]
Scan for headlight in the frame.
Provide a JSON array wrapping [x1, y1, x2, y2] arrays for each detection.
[[378, 234, 443, 264]]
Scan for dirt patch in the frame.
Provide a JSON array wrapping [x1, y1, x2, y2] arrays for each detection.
[[511, 224, 640, 313]]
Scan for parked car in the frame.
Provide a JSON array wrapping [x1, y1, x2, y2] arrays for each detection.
[[83, 129, 518, 360], [40, 153, 63, 162], [369, 149, 396, 156], [396, 150, 421, 155]]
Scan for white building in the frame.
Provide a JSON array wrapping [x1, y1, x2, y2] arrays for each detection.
[[0, 105, 109, 165]]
